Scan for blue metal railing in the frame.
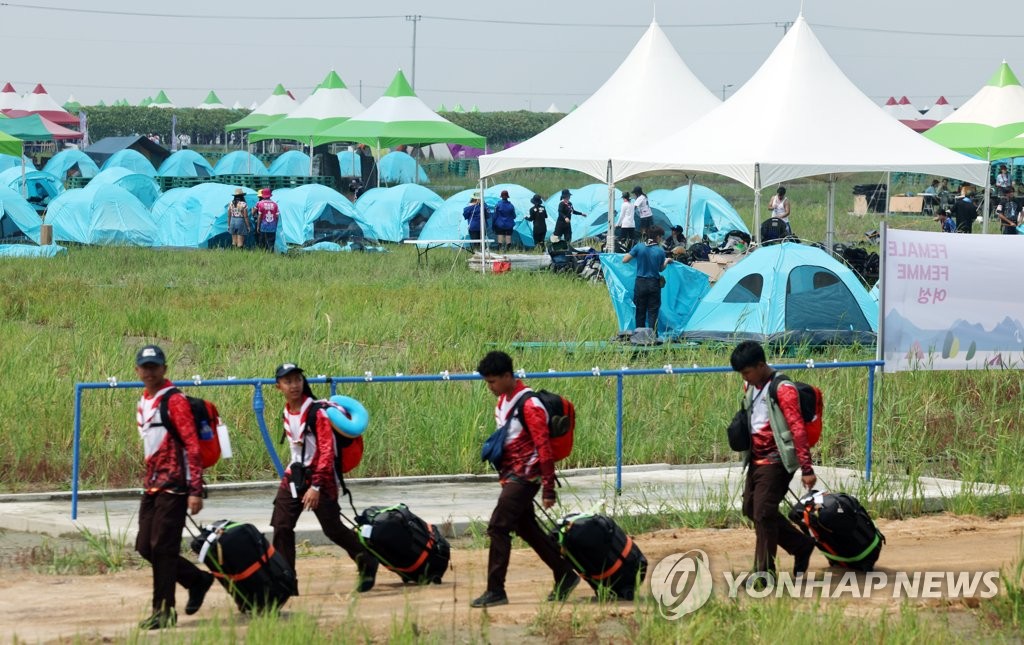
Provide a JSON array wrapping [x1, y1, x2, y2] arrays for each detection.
[[70, 360, 883, 519]]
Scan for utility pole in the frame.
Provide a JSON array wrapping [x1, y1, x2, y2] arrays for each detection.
[[721, 84, 734, 101], [774, 21, 793, 35], [406, 15, 422, 90]]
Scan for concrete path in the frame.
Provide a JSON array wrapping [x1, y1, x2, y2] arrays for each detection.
[[0, 464, 1006, 546]]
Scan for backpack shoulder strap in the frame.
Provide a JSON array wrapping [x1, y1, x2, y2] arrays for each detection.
[[158, 387, 185, 444], [766, 372, 789, 407]]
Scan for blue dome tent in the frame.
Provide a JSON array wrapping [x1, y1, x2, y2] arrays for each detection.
[[157, 150, 214, 177], [0, 168, 64, 212], [86, 167, 161, 208], [647, 185, 748, 246], [43, 149, 99, 181], [213, 151, 268, 176], [543, 184, 621, 243], [100, 149, 157, 177], [273, 184, 374, 251], [415, 188, 477, 244], [417, 184, 543, 246], [151, 183, 257, 248], [0, 186, 43, 243], [600, 254, 711, 336], [355, 184, 444, 242], [46, 185, 159, 246], [683, 243, 878, 344], [336, 150, 361, 176], [378, 151, 428, 184], [267, 150, 311, 176], [0, 154, 37, 173]]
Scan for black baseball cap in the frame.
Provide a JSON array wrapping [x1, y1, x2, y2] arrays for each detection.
[[135, 345, 166, 366], [275, 363, 304, 379]]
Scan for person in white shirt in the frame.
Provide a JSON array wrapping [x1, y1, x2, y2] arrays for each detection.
[[632, 186, 653, 238], [614, 192, 636, 251], [995, 166, 1012, 192], [768, 187, 791, 235]]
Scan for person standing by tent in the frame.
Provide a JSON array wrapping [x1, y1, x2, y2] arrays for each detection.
[[133, 345, 214, 630], [525, 194, 548, 250], [464, 192, 485, 243], [996, 165, 1012, 193], [227, 188, 250, 249], [493, 190, 517, 252], [554, 189, 584, 243], [768, 187, 791, 234], [632, 186, 653, 237], [615, 191, 636, 252], [254, 188, 280, 251], [953, 193, 977, 234], [622, 225, 669, 331], [996, 188, 1019, 234], [270, 363, 379, 594], [730, 340, 816, 586], [470, 351, 579, 608]]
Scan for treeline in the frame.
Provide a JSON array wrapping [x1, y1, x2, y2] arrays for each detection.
[[78, 107, 564, 147]]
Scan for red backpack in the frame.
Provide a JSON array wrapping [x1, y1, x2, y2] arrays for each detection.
[[768, 374, 823, 447], [515, 390, 576, 461], [160, 389, 224, 468]]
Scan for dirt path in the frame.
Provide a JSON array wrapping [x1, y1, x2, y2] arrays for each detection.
[[2, 513, 1022, 643]]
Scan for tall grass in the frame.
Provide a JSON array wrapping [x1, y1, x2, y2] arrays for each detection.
[[1, 173, 1019, 502]]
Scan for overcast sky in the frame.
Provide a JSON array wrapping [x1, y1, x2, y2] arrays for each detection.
[[4, 0, 1023, 112]]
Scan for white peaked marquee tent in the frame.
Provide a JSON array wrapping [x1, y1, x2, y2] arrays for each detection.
[[480, 19, 721, 249], [619, 15, 988, 249]]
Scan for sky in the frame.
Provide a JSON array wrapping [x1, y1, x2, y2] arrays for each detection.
[[3, 0, 1024, 112]]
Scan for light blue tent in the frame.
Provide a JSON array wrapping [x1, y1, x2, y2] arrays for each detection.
[[213, 151, 268, 176], [337, 150, 362, 176], [543, 184, 621, 243], [46, 185, 159, 246], [157, 150, 214, 177], [273, 184, 374, 252], [600, 255, 711, 336], [378, 151, 428, 185], [355, 184, 445, 242], [151, 183, 257, 248], [43, 149, 99, 181], [647, 185, 748, 246], [0, 154, 36, 173], [683, 243, 878, 344], [268, 150, 311, 176], [86, 167, 161, 208], [416, 184, 543, 246], [100, 149, 157, 177], [0, 186, 43, 243], [0, 168, 64, 211], [0, 243, 65, 257]]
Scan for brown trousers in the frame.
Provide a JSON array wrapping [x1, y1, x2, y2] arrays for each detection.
[[741, 462, 814, 574], [270, 486, 367, 572], [485, 479, 575, 594], [135, 492, 205, 613]]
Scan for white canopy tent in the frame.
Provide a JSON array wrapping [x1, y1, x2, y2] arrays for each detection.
[[479, 20, 720, 249], [618, 15, 988, 250]]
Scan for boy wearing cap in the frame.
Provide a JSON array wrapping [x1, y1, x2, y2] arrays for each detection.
[[463, 193, 487, 243], [493, 190, 517, 252], [270, 363, 379, 593], [554, 189, 584, 243], [227, 188, 250, 248], [937, 209, 956, 233], [133, 345, 214, 630], [254, 188, 279, 251]]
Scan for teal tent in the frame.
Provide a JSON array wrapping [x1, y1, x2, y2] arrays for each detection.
[[100, 149, 157, 177], [0, 168, 64, 211], [416, 187, 489, 245], [46, 185, 159, 246], [86, 168, 161, 208], [599, 255, 711, 335], [415, 183, 538, 246], [682, 243, 877, 344], [647, 185, 749, 246], [355, 184, 445, 242], [213, 151, 268, 176], [157, 150, 214, 177], [273, 184, 374, 251], [267, 150, 311, 176], [542, 184, 620, 243], [0, 154, 37, 173], [0, 186, 43, 242], [151, 183, 257, 248], [378, 151, 429, 184], [43, 149, 99, 181]]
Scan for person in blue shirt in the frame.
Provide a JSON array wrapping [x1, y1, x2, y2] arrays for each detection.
[[493, 190, 517, 251], [463, 192, 489, 243], [936, 209, 956, 233], [622, 226, 670, 331]]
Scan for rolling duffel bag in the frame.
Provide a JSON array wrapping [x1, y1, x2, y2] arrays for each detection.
[[551, 512, 647, 599], [189, 519, 297, 613], [788, 490, 885, 572], [355, 504, 450, 584]]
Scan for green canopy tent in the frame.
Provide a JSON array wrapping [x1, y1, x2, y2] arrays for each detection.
[[196, 90, 228, 110], [925, 61, 1024, 232], [0, 114, 84, 142], [0, 130, 22, 157], [226, 84, 297, 132]]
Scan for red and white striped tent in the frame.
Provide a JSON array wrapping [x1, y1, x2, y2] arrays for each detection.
[[4, 84, 78, 126], [0, 83, 24, 111]]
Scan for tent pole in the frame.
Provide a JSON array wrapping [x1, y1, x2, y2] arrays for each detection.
[[683, 175, 695, 242], [309, 137, 314, 175], [21, 157, 27, 199], [376, 141, 382, 188], [826, 174, 836, 253], [480, 176, 487, 274], [753, 164, 762, 244], [606, 160, 615, 253], [885, 171, 891, 216], [982, 150, 991, 234]]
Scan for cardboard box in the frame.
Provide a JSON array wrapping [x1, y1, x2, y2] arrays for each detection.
[[853, 195, 868, 215], [889, 195, 923, 213]]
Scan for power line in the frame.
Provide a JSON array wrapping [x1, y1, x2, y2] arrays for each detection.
[[813, 22, 1024, 38]]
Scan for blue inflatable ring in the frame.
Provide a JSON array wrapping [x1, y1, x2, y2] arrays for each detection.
[[326, 395, 369, 438]]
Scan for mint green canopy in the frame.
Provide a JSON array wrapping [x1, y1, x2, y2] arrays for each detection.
[[314, 70, 484, 148], [226, 84, 297, 132], [925, 62, 1024, 159], [249, 72, 363, 144]]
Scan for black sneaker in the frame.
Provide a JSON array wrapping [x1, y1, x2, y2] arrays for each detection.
[[794, 541, 815, 577], [185, 572, 214, 615], [546, 572, 580, 602], [470, 590, 509, 608], [138, 609, 176, 630], [356, 553, 379, 593]]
